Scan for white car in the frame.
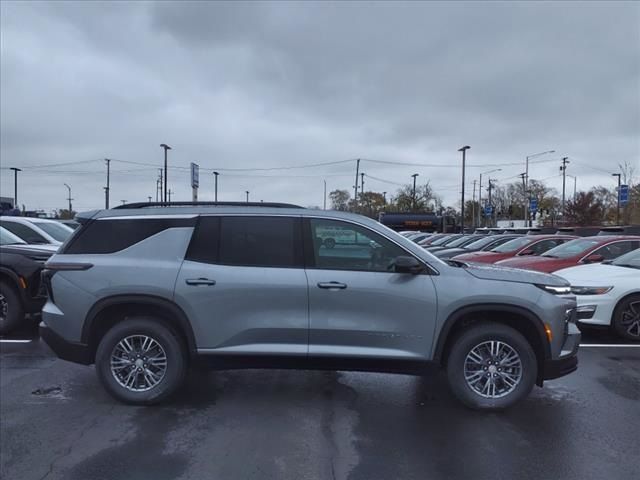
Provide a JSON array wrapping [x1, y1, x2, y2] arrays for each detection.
[[555, 248, 640, 340], [0, 226, 59, 252], [0, 217, 73, 246]]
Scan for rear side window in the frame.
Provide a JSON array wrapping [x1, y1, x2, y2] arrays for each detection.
[[186, 216, 302, 268], [64, 218, 195, 254], [0, 221, 48, 244], [592, 241, 638, 260]]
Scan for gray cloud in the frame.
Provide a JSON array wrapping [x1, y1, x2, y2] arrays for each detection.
[[1, 0, 638, 212]]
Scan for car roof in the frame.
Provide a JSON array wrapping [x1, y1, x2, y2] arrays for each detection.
[[0, 216, 61, 224]]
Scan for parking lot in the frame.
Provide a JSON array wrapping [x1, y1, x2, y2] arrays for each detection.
[[1, 324, 638, 480]]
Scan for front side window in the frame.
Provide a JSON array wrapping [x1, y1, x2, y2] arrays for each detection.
[[187, 216, 302, 268], [592, 241, 637, 260], [309, 219, 407, 272], [33, 221, 73, 242], [526, 238, 566, 255], [542, 238, 601, 259]]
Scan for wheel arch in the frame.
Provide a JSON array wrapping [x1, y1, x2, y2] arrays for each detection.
[[611, 290, 640, 324], [433, 303, 551, 383], [82, 295, 198, 362]]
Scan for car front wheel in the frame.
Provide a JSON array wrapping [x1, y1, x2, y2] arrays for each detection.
[[95, 317, 187, 405], [0, 281, 24, 335], [446, 322, 537, 411], [612, 294, 640, 341]]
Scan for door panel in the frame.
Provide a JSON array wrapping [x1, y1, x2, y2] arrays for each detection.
[[305, 218, 438, 360]]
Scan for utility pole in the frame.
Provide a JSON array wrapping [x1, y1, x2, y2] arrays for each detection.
[[213, 171, 219, 202], [519, 172, 527, 223], [612, 172, 621, 225], [353, 158, 360, 210], [383, 191, 387, 204], [64, 183, 73, 212], [148, 196, 152, 203], [471, 180, 477, 229], [560, 157, 569, 219], [155, 178, 160, 202], [167, 189, 172, 202], [525, 150, 554, 226], [411, 173, 419, 211], [160, 144, 171, 202], [323, 180, 327, 210], [360, 173, 365, 201], [458, 146, 470, 233], [158, 169, 163, 202], [487, 179, 495, 228], [104, 158, 111, 209], [9, 167, 21, 207], [245, 190, 249, 203]]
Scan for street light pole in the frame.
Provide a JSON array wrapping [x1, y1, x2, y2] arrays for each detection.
[[9, 167, 21, 208], [323, 180, 327, 210], [458, 146, 470, 233], [104, 158, 111, 209], [612, 173, 621, 225], [213, 171, 219, 202], [246, 191, 250, 203], [411, 173, 419, 211], [160, 144, 171, 202], [64, 183, 73, 212], [525, 150, 555, 226], [560, 157, 569, 219]]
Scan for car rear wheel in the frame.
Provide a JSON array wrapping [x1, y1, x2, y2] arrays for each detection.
[[612, 294, 640, 341], [446, 322, 537, 410], [0, 281, 24, 335], [95, 317, 187, 405]]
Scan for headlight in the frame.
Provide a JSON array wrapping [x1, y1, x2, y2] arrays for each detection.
[[535, 284, 571, 295], [570, 286, 613, 295]]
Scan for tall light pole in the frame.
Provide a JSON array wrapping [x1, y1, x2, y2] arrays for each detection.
[[245, 190, 250, 203], [458, 146, 470, 233], [612, 173, 621, 225], [160, 144, 171, 202], [411, 173, 419, 211], [9, 167, 21, 207], [64, 183, 73, 212], [478, 168, 501, 227], [525, 150, 554, 226], [323, 180, 327, 210], [382, 191, 387, 204], [567, 175, 577, 201], [104, 158, 111, 209], [213, 171, 219, 202], [560, 157, 570, 219], [471, 180, 477, 229]]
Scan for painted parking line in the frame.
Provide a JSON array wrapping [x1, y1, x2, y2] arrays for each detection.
[[0, 339, 33, 343], [579, 344, 640, 348]]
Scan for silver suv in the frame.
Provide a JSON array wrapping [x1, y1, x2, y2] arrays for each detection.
[[40, 202, 580, 410]]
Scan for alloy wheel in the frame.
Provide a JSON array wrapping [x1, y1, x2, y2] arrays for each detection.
[[110, 335, 168, 392], [464, 340, 523, 398], [620, 301, 640, 338]]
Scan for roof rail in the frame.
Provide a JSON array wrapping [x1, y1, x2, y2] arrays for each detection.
[[113, 201, 304, 210]]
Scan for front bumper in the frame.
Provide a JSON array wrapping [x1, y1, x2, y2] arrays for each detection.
[[39, 322, 93, 365], [542, 322, 580, 380]]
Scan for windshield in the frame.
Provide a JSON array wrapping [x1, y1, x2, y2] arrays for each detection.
[[34, 221, 74, 242], [445, 235, 478, 248], [491, 236, 534, 253], [542, 238, 600, 258], [611, 248, 640, 269], [429, 235, 456, 246], [0, 227, 27, 245]]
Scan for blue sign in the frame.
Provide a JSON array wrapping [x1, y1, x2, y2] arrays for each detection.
[[484, 205, 493, 216], [619, 184, 629, 205], [529, 199, 538, 212]]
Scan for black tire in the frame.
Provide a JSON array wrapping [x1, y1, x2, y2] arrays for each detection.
[[324, 238, 336, 249], [446, 322, 537, 411], [95, 317, 187, 405], [611, 294, 640, 341], [0, 281, 24, 335]]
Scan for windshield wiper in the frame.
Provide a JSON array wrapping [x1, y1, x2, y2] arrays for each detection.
[[446, 259, 468, 268], [543, 254, 558, 258]]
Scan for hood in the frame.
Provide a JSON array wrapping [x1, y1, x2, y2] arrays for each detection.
[[555, 263, 640, 283], [496, 256, 576, 273], [463, 262, 568, 287], [452, 251, 510, 263]]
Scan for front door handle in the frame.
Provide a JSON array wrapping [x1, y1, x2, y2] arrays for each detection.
[[317, 281, 347, 290], [186, 278, 216, 286]]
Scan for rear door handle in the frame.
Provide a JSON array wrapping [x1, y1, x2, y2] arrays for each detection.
[[185, 278, 216, 286], [317, 281, 347, 290]]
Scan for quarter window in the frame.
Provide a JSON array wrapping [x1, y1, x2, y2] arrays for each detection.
[[308, 219, 407, 272]]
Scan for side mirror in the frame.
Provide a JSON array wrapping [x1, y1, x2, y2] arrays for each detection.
[[584, 253, 604, 263], [393, 256, 424, 274], [519, 249, 535, 256]]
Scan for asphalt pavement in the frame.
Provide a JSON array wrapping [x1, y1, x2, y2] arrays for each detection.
[[1, 326, 638, 480]]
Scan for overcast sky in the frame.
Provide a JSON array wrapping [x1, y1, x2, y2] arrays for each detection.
[[1, 1, 639, 212]]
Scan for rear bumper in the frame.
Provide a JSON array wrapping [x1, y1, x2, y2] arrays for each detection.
[[39, 322, 92, 365]]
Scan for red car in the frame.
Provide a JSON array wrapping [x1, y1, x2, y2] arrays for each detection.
[[495, 235, 640, 273], [451, 235, 577, 264]]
